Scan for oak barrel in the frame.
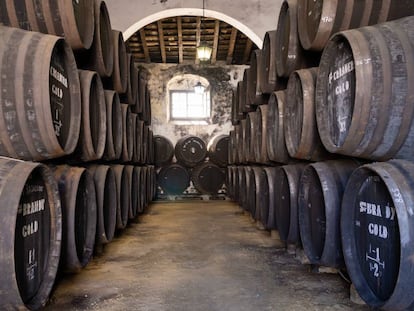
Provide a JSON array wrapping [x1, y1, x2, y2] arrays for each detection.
[[102, 90, 122, 161], [157, 163, 190, 195], [175, 135, 207, 167], [191, 162, 225, 195]]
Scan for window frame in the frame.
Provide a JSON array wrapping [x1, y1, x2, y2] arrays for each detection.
[[169, 89, 211, 122]]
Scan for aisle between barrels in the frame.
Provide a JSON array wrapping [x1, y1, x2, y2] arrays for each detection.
[[45, 202, 368, 311]]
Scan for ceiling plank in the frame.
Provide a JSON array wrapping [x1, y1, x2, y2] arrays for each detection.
[[195, 17, 201, 64], [139, 29, 151, 63], [226, 27, 238, 65], [211, 20, 220, 64], [242, 39, 253, 64], [177, 17, 183, 64], [157, 20, 167, 63]]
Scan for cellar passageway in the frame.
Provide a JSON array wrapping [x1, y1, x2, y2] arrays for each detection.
[[45, 201, 368, 311]]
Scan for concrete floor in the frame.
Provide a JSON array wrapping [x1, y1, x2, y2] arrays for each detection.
[[45, 201, 368, 311]]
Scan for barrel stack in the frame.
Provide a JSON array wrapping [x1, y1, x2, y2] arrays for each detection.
[[227, 1, 414, 310], [0, 1, 155, 309]]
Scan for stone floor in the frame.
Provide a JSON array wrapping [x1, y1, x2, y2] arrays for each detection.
[[45, 201, 369, 311]]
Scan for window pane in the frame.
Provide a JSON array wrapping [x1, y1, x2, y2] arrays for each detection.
[[170, 89, 210, 120]]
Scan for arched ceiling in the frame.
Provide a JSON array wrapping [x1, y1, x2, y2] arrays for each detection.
[[126, 16, 258, 65]]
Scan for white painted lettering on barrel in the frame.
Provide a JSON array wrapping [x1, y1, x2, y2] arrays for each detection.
[[22, 220, 39, 238], [368, 223, 388, 239], [328, 61, 354, 84]]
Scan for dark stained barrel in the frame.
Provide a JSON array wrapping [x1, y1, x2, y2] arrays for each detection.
[[124, 165, 138, 220], [109, 30, 128, 93], [253, 105, 270, 164], [252, 167, 270, 227], [76, 0, 113, 77], [0, 26, 81, 161], [247, 49, 269, 106], [241, 68, 255, 113], [244, 166, 256, 215], [207, 134, 229, 167], [227, 166, 236, 200], [316, 16, 414, 161], [139, 84, 152, 125], [245, 111, 258, 163], [0, 0, 95, 50], [77, 70, 106, 162], [87, 165, 117, 245], [236, 122, 245, 164], [0, 158, 61, 310], [133, 166, 144, 213], [175, 135, 207, 167], [102, 90, 122, 161], [134, 120, 144, 164], [120, 104, 134, 162], [274, 163, 307, 244], [228, 130, 237, 165], [275, 0, 306, 78], [237, 166, 248, 209], [298, 0, 414, 51], [153, 135, 174, 167], [341, 160, 414, 310], [157, 163, 190, 195], [192, 162, 225, 195], [121, 54, 138, 105], [139, 166, 149, 211], [298, 160, 359, 268], [263, 167, 278, 230], [266, 91, 290, 164], [111, 165, 130, 230], [53, 165, 96, 273], [285, 67, 330, 161], [141, 125, 150, 164]]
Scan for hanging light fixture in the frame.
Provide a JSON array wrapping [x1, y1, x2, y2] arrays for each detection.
[[196, 0, 212, 62], [194, 81, 205, 94]]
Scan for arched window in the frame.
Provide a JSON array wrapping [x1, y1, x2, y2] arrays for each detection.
[[168, 74, 211, 124]]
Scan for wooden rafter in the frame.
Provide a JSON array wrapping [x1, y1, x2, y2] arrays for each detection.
[[226, 27, 237, 64], [177, 17, 183, 63], [139, 28, 150, 62], [157, 20, 166, 63], [242, 39, 253, 64], [195, 16, 201, 64], [211, 20, 220, 64]]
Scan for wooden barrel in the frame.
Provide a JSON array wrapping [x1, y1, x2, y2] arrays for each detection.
[[53, 165, 96, 273], [153, 135, 174, 167], [241, 68, 255, 113], [141, 125, 149, 164], [175, 135, 207, 167], [121, 54, 138, 105], [298, 0, 414, 52], [285, 67, 330, 161], [259, 30, 280, 94], [226, 166, 235, 200], [263, 167, 278, 230], [0, 0, 95, 50], [147, 129, 154, 164], [244, 166, 257, 216], [228, 130, 237, 165], [245, 111, 258, 163], [130, 113, 138, 163], [341, 160, 414, 310], [274, 163, 307, 244], [110, 30, 128, 93], [237, 166, 248, 209], [316, 17, 414, 161], [298, 160, 359, 268], [140, 166, 149, 211], [124, 165, 138, 220], [231, 88, 239, 126], [133, 166, 144, 213], [247, 49, 269, 106], [87, 165, 117, 246], [134, 120, 144, 164], [236, 81, 246, 117], [120, 104, 134, 162], [0, 158, 61, 310], [266, 91, 290, 164], [207, 134, 229, 167], [139, 84, 152, 125], [0, 26, 81, 161], [253, 105, 270, 164], [158, 163, 190, 195], [75, 0, 113, 77], [147, 165, 156, 202], [235, 122, 245, 164], [275, 0, 306, 78], [77, 70, 106, 162], [111, 164, 130, 230], [192, 162, 225, 195], [252, 167, 270, 227], [102, 90, 122, 161]]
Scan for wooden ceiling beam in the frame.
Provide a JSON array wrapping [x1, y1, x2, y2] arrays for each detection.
[[195, 17, 201, 65], [226, 28, 237, 65], [139, 29, 151, 63], [211, 20, 220, 64], [242, 39, 253, 64], [177, 17, 183, 64], [157, 20, 167, 63]]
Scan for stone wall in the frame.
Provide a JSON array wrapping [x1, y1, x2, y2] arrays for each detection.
[[139, 63, 247, 147]]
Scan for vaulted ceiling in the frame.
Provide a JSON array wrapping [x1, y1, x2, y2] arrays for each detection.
[[126, 16, 258, 65]]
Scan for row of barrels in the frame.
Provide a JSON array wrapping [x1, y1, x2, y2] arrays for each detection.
[[154, 134, 229, 195], [227, 160, 414, 311], [0, 157, 156, 310], [0, 0, 152, 163], [232, 15, 414, 164]]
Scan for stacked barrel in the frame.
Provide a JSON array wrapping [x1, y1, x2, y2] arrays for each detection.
[[0, 1, 155, 309], [228, 1, 414, 310], [154, 134, 228, 197]]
